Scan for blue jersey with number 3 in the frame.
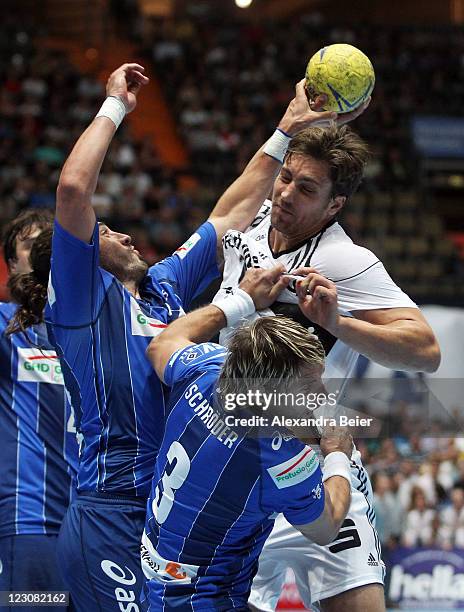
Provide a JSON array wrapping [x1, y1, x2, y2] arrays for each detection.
[[142, 343, 325, 611], [45, 221, 218, 497]]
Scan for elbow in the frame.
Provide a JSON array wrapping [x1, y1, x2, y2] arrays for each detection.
[[146, 335, 163, 362], [310, 525, 340, 546], [311, 533, 333, 546], [424, 343, 441, 373], [420, 336, 441, 374], [56, 174, 90, 206]]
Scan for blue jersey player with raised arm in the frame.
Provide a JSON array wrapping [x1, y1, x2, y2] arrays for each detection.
[[45, 63, 340, 610], [142, 266, 354, 610], [0, 212, 78, 611]]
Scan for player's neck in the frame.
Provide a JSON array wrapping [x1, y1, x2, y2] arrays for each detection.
[[269, 220, 331, 253], [123, 280, 140, 298]]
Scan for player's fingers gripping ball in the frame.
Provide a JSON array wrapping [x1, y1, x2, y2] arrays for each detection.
[[305, 43, 375, 113]]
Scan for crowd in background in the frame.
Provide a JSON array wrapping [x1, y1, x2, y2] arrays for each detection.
[[1, 10, 464, 550], [1, 11, 464, 301], [138, 12, 464, 303], [366, 432, 464, 549]]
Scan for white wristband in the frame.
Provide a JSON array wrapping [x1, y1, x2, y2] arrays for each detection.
[[95, 96, 127, 129], [263, 128, 292, 163], [322, 451, 351, 484], [213, 288, 255, 327]]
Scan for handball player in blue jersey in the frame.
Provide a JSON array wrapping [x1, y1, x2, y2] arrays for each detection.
[[45, 63, 341, 611], [0, 212, 78, 611], [142, 266, 353, 611]]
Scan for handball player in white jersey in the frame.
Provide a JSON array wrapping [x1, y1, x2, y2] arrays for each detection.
[[214, 125, 441, 611]]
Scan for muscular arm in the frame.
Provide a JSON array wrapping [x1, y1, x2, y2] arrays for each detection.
[[56, 118, 116, 242], [294, 269, 441, 373], [147, 266, 287, 381], [56, 64, 148, 242], [338, 307, 441, 373], [146, 304, 226, 382], [293, 475, 351, 545]]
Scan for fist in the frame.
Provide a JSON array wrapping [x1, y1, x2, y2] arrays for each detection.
[[320, 425, 353, 458], [238, 265, 289, 311]]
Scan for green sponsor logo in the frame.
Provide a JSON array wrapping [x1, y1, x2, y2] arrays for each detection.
[[276, 454, 318, 482], [137, 313, 148, 325], [24, 360, 61, 375]]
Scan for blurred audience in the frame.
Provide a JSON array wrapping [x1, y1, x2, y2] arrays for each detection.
[[1, 10, 464, 551]]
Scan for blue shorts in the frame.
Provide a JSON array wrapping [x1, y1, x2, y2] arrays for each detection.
[[0, 534, 67, 612], [57, 492, 147, 612]]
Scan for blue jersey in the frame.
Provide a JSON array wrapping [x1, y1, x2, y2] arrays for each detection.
[[45, 220, 218, 497], [142, 344, 325, 610], [0, 302, 78, 537]]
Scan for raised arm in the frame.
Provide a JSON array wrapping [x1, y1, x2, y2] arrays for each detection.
[[207, 83, 368, 243], [146, 265, 288, 381], [56, 64, 149, 242]]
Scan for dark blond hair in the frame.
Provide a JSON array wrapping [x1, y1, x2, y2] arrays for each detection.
[[287, 124, 369, 201], [218, 316, 325, 402]]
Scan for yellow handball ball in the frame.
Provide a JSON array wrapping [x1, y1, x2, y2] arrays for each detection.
[[305, 43, 375, 113]]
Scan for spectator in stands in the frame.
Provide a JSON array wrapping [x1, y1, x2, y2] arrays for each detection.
[[402, 486, 436, 547], [372, 472, 403, 546], [437, 486, 464, 549]]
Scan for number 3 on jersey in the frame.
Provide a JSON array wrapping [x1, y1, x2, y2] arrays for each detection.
[[153, 441, 190, 525]]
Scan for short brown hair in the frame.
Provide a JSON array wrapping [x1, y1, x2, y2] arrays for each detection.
[[287, 125, 369, 200], [2, 209, 53, 269], [218, 316, 325, 402]]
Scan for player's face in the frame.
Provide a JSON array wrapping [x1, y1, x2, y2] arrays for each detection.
[[271, 154, 345, 237], [9, 224, 42, 275], [98, 224, 148, 285]]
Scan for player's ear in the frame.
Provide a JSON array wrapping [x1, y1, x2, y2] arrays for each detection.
[[328, 195, 346, 216]]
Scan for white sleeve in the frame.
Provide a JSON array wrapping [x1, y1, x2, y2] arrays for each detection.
[[314, 242, 417, 314], [335, 260, 417, 314]]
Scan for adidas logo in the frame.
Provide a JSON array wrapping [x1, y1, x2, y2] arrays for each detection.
[[367, 553, 378, 567]]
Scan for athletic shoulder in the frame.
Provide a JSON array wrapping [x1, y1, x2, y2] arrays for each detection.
[[313, 223, 381, 282]]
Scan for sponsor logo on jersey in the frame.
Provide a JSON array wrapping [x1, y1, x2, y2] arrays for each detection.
[[175, 232, 201, 259], [179, 343, 221, 365], [100, 559, 139, 612], [130, 299, 167, 337], [367, 553, 379, 566], [312, 483, 322, 500], [17, 348, 63, 385], [141, 532, 198, 584], [267, 447, 319, 489]]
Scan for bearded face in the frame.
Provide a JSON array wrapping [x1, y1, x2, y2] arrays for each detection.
[[98, 224, 148, 286]]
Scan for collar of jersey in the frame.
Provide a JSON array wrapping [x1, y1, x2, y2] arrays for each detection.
[[267, 217, 337, 258]]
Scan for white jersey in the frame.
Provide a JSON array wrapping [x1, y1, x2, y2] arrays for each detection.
[[231, 202, 409, 606], [214, 200, 417, 381]]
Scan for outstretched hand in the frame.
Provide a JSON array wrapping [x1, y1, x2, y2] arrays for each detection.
[[279, 79, 370, 136], [105, 63, 149, 113]]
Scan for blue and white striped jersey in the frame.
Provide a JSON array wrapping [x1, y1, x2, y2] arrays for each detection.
[[0, 302, 78, 537], [45, 220, 218, 497], [142, 343, 324, 610]]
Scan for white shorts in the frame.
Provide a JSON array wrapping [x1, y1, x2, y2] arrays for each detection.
[[249, 453, 386, 609]]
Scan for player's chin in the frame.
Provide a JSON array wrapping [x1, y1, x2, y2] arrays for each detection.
[[271, 215, 293, 234]]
